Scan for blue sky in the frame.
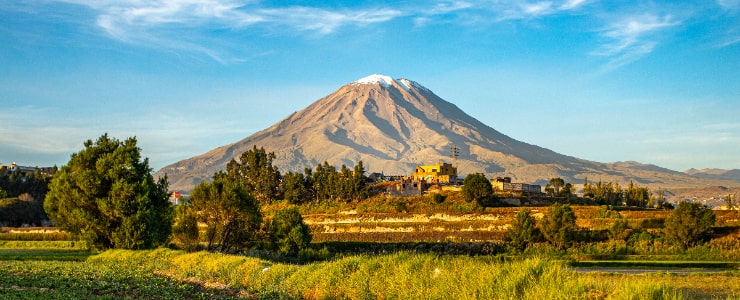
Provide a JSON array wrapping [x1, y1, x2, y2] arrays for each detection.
[[1, 0, 739, 172]]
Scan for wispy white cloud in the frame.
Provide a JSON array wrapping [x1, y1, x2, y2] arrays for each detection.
[[592, 14, 680, 71], [559, 0, 588, 10], [718, 0, 740, 10], [257, 6, 402, 35]]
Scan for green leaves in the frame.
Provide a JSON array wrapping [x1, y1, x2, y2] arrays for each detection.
[[43, 134, 172, 250], [270, 208, 311, 255], [664, 201, 716, 248], [539, 203, 577, 250], [188, 177, 262, 252], [462, 174, 492, 204]]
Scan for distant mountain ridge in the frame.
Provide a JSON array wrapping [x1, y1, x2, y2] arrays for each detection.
[[155, 74, 738, 195], [684, 168, 740, 182]]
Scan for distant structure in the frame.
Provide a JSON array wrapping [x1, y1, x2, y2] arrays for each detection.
[[0, 162, 55, 176], [411, 162, 458, 184], [492, 177, 541, 194]]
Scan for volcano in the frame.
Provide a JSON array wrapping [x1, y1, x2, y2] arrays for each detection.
[[156, 74, 736, 194]]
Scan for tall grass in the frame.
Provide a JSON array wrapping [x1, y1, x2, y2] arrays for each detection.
[[90, 249, 689, 299]]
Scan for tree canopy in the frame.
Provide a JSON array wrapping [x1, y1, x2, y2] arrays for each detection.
[[664, 201, 715, 248], [188, 177, 262, 253], [44, 134, 171, 250], [462, 174, 492, 203], [507, 210, 541, 250], [539, 202, 577, 249], [217, 146, 281, 204], [270, 207, 312, 255]]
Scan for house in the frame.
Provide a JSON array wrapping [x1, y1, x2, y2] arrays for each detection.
[[492, 177, 542, 194], [411, 162, 458, 184]]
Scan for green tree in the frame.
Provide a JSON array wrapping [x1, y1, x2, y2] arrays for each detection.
[[539, 202, 577, 249], [725, 193, 736, 211], [189, 178, 262, 253], [462, 174, 492, 203], [507, 210, 541, 250], [171, 205, 199, 252], [282, 171, 310, 204], [44, 134, 171, 250], [270, 207, 311, 256], [545, 178, 565, 197], [664, 201, 715, 249], [217, 146, 281, 204]]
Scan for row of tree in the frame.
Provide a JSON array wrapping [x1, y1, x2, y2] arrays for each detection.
[[507, 201, 716, 250], [582, 178, 669, 208], [43, 135, 312, 254], [215, 146, 369, 205]]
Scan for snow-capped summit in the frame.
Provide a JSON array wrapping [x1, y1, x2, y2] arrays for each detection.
[[353, 74, 396, 87]]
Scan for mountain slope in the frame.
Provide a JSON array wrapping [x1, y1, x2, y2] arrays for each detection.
[[156, 74, 737, 193]]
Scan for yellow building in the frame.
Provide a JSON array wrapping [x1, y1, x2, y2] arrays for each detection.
[[412, 162, 458, 184]]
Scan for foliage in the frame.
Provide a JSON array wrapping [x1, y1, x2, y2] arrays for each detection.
[[171, 205, 199, 252], [0, 167, 54, 226], [79, 249, 705, 299], [270, 207, 311, 256], [544, 177, 565, 197], [539, 203, 577, 249], [216, 145, 281, 204], [0, 167, 53, 203], [188, 177, 262, 253], [664, 201, 716, 248], [609, 218, 630, 241], [461, 173, 492, 203], [281, 171, 312, 204], [507, 210, 542, 250], [0, 197, 47, 227], [310, 161, 368, 202], [0, 253, 240, 299], [432, 193, 446, 204], [43, 134, 171, 250]]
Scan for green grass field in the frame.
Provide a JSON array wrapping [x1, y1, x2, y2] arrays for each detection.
[[2, 246, 740, 299]]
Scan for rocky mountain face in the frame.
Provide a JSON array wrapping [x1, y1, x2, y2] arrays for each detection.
[[155, 74, 738, 199]]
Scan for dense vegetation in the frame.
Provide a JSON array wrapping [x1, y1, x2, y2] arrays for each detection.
[[3, 244, 740, 299], [43, 134, 172, 250], [0, 167, 53, 227]]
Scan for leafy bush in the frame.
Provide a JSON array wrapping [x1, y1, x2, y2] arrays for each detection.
[[270, 207, 311, 256], [432, 193, 446, 204], [507, 210, 542, 250], [539, 203, 577, 249]]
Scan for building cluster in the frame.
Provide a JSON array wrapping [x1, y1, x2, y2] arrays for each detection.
[[0, 162, 55, 176], [380, 162, 542, 196], [491, 177, 541, 195]]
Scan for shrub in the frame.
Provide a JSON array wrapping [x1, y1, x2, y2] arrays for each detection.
[[609, 219, 630, 241], [271, 207, 311, 256], [432, 193, 446, 204], [539, 203, 577, 250], [171, 206, 199, 252], [507, 210, 542, 250]]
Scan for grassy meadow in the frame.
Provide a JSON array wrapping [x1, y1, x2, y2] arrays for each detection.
[[2, 247, 740, 299]]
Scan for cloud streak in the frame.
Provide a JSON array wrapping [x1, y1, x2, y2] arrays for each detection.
[[48, 0, 603, 62], [592, 14, 680, 71]]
